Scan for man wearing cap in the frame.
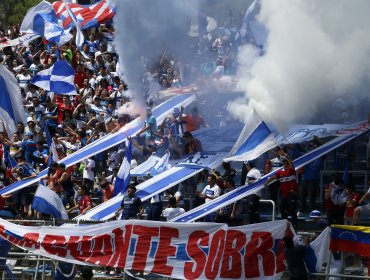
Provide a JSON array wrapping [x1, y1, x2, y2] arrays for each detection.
[[115, 185, 143, 220], [25, 116, 41, 142], [264, 153, 298, 226], [245, 160, 261, 224]]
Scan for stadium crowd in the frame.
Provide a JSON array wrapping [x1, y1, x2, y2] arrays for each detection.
[[0, 7, 369, 234]]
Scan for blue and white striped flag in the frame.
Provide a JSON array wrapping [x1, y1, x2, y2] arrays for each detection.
[[224, 108, 278, 162], [32, 183, 68, 219], [20, 0, 72, 46], [0, 66, 26, 135], [114, 141, 132, 196], [31, 60, 77, 95], [63, 0, 84, 48]]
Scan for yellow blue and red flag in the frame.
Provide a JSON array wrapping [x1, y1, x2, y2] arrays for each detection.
[[330, 225, 370, 256]]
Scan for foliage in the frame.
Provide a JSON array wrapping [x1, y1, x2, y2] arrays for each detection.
[[0, 0, 52, 26]]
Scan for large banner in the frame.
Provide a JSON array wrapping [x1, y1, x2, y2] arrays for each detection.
[[0, 218, 289, 280], [0, 34, 40, 50]]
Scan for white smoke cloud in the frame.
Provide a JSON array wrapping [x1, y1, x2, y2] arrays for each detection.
[[229, 0, 370, 130]]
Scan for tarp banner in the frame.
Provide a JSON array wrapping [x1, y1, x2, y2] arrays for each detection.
[[0, 218, 288, 279], [0, 34, 40, 49]]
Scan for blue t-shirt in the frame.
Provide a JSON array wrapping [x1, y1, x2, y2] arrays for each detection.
[[16, 163, 36, 178], [145, 116, 157, 139], [120, 195, 142, 220], [20, 140, 37, 163]]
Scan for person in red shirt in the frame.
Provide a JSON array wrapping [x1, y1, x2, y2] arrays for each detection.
[[181, 107, 208, 132], [100, 179, 114, 202], [67, 185, 92, 215], [57, 96, 75, 124], [264, 153, 298, 226], [344, 184, 360, 225]]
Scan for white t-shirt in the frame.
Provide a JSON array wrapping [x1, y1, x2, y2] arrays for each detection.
[[246, 167, 262, 197], [202, 184, 222, 203], [162, 207, 185, 221], [83, 159, 95, 181]]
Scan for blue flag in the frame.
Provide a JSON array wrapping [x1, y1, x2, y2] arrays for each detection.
[[20, 0, 72, 46], [0, 66, 26, 134], [114, 141, 132, 196], [31, 60, 77, 95]]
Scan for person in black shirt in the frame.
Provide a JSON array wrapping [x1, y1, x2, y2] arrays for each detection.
[[115, 185, 143, 220], [283, 232, 309, 280]]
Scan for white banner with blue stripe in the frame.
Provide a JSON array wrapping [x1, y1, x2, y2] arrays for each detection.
[[0, 66, 26, 134], [172, 133, 362, 223], [32, 183, 68, 219], [224, 108, 277, 162], [75, 152, 227, 221], [114, 141, 132, 196], [0, 94, 196, 197], [130, 152, 170, 177]]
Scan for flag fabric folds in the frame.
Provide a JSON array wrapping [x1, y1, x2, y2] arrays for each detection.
[[20, 0, 72, 46], [114, 140, 132, 196], [32, 183, 68, 219], [52, 0, 116, 30], [305, 227, 331, 273], [173, 133, 359, 223], [330, 225, 370, 256], [31, 60, 77, 95], [63, 0, 84, 48], [224, 108, 277, 162], [0, 66, 26, 134], [130, 152, 170, 177]]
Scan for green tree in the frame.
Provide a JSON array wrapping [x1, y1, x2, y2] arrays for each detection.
[[0, 0, 51, 26]]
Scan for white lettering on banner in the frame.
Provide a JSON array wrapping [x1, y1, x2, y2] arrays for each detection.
[[180, 152, 219, 167], [0, 34, 40, 49], [0, 219, 289, 280]]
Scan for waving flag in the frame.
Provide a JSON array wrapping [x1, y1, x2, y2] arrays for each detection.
[[130, 152, 170, 177], [20, 0, 72, 46], [114, 141, 132, 196], [32, 183, 68, 219], [173, 133, 361, 223], [63, 0, 84, 48], [224, 108, 277, 162], [330, 225, 370, 256], [31, 60, 77, 95], [0, 66, 26, 134], [53, 0, 116, 30], [305, 227, 331, 273]]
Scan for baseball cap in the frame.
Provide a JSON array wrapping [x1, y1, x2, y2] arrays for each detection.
[[309, 210, 322, 218], [26, 117, 34, 123]]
